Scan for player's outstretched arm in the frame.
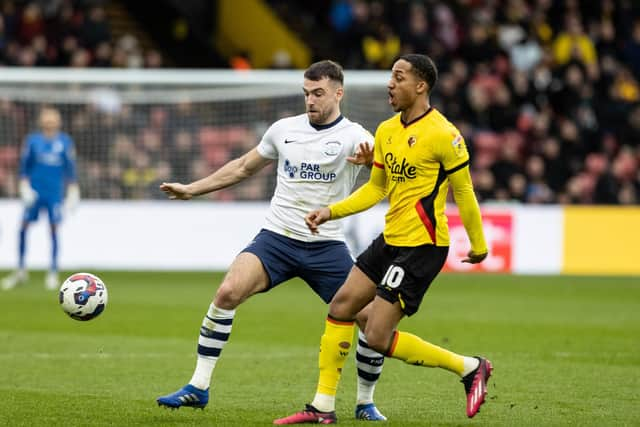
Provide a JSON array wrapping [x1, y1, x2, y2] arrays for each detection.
[[346, 142, 374, 167], [448, 166, 488, 264], [160, 147, 272, 199], [160, 182, 192, 200]]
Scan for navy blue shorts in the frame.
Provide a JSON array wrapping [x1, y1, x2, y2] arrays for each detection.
[[23, 196, 63, 224], [242, 229, 354, 303]]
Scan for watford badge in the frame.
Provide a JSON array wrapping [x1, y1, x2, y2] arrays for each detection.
[[407, 135, 417, 147]]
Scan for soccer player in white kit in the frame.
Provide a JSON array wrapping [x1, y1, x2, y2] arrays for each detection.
[[157, 60, 387, 421]]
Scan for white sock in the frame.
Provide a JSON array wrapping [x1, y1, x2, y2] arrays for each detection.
[[356, 330, 383, 405], [462, 356, 480, 377], [190, 357, 217, 390], [311, 393, 335, 413], [188, 303, 235, 390]]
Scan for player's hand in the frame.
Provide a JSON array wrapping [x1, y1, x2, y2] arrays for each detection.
[[19, 179, 36, 207], [346, 142, 373, 167], [63, 183, 80, 215], [160, 182, 193, 200], [461, 250, 488, 264], [305, 207, 331, 234]]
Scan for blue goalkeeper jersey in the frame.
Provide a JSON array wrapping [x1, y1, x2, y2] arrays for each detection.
[[19, 131, 77, 201]]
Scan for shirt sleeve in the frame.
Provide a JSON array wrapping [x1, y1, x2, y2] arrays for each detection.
[[64, 135, 78, 182], [448, 165, 488, 255], [19, 136, 33, 178], [352, 127, 375, 155], [256, 122, 279, 159], [440, 132, 470, 174]]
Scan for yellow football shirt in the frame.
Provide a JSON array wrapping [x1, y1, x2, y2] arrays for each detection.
[[330, 107, 486, 251]]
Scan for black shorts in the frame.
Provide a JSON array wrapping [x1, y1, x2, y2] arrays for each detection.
[[355, 233, 448, 316]]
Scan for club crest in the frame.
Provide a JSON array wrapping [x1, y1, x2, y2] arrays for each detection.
[[407, 135, 417, 147]]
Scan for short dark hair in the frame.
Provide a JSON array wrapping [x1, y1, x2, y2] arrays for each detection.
[[398, 54, 438, 93], [304, 60, 344, 85]]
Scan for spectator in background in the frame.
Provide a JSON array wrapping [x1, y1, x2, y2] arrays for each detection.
[[92, 41, 112, 67], [399, 3, 433, 55], [340, 0, 370, 68], [144, 49, 163, 68], [623, 20, 640, 81], [2, 107, 79, 291], [17, 2, 44, 45], [361, 22, 400, 69], [458, 21, 499, 69], [0, 0, 638, 206], [79, 5, 110, 49], [229, 50, 251, 70], [509, 31, 543, 74], [552, 14, 598, 77]]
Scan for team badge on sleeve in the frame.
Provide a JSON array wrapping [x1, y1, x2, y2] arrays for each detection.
[[451, 134, 466, 157]]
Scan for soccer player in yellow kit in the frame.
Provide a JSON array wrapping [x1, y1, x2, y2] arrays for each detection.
[[275, 54, 492, 425]]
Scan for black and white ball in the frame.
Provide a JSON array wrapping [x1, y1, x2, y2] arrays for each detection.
[[59, 273, 108, 321]]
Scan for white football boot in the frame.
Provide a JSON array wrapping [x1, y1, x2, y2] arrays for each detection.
[[1, 269, 28, 290], [45, 271, 59, 291]]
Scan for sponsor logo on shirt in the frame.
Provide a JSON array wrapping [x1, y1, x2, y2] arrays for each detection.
[[283, 159, 337, 181], [384, 153, 416, 182]]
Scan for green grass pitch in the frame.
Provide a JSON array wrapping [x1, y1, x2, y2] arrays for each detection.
[[0, 271, 638, 426]]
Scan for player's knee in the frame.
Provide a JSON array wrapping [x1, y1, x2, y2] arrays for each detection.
[[328, 298, 356, 321], [354, 309, 369, 330], [213, 282, 244, 309], [363, 330, 391, 354]]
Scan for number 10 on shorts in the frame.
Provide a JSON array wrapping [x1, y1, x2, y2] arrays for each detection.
[[381, 265, 405, 289]]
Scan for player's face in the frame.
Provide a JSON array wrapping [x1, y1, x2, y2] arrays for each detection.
[[387, 59, 425, 112], [303, 77, 343, 125], [40, 110, 61, 135]]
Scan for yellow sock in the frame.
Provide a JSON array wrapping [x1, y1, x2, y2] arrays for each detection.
[[316, 317, 356, 396], [388, 331, 464, 375]]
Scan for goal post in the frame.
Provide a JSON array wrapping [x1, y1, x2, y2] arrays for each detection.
[[0, 68, 391, 200]]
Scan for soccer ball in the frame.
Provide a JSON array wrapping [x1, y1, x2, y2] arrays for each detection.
[[59, 273, 108, 321]]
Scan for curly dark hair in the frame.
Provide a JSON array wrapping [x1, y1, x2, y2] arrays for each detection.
[[398, 54, 438, 93]]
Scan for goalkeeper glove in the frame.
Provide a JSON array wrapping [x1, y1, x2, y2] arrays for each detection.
[[19, 179, 37, 207], [64, 183, 80, 215]]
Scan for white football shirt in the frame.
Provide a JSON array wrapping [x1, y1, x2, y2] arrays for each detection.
[[257, 113, 373, 242]]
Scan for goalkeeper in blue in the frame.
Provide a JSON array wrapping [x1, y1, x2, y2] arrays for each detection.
[[156, 60, 386, 421], [1, 107, 79, 291]]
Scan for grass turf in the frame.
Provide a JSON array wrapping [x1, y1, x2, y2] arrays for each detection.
[[0, 271, 638, 426]]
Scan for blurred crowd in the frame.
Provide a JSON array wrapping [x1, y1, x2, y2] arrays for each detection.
[[1, 0, 640, 204], [0, 99, 279, 200], [0, 0, 163, 68], [269, 0, 640, 204]]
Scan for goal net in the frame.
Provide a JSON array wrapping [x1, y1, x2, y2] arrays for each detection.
[[0, 68, 391, 201]]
